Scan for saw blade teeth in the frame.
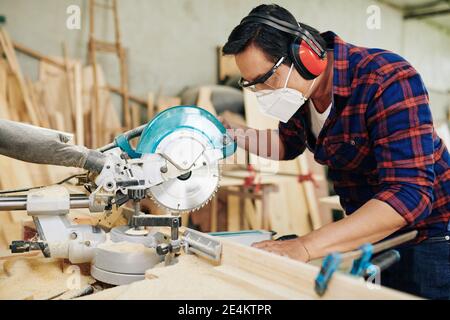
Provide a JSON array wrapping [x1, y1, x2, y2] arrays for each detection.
[[148, 168, 222, 213], [148, 167, 222, 213]]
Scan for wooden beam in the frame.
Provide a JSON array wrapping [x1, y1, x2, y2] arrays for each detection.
[[147, 92, 155, 120], [197, 86, 217, 115], [13, 42, 65, 69], [73, 61, 84, 146], [106, 85, 147, 105], [219, 237, 418, 299], [0, 29, 40, 125]]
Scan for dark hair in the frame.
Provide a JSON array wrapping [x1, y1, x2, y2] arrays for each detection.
[[222, 4, 326, 65]]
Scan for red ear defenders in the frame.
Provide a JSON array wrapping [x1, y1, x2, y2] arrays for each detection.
[[240, 13, 327, 80]]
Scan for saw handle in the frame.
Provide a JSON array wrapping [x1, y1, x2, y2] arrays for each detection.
[[97, 124, 147, 154]]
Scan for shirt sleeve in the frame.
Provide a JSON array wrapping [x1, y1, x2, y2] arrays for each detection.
[[278, 116, 307, 160], [366, 71, 435, 226]]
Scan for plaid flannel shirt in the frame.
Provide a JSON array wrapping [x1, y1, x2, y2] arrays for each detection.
[[278, 31, 450, 242]]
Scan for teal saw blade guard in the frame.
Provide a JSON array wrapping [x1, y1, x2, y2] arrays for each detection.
[[136, 106, 237, 158]]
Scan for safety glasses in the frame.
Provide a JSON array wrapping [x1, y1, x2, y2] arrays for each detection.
[[238, 56, 285, 92]]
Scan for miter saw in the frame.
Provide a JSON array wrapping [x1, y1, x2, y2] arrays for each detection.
[[0, 106, 236, 285]]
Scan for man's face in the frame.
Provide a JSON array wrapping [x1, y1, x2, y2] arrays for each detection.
[[235, 44, 311, 94]]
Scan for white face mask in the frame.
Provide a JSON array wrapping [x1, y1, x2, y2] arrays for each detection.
[[255, 64, 316, 123]]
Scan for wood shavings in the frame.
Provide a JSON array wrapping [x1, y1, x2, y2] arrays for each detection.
[[85, 254, 275, 300], [0, 257, 94, 300], [97, 240, 153, 254], [125, 228, 149, 236]]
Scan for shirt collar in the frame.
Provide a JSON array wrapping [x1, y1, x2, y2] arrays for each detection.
[[321, 31, 353, 98]]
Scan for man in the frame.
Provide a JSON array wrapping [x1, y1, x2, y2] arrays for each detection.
[[220, 4, 450, 299]]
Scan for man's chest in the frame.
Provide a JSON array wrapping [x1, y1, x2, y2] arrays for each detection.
[[305, 102, 377, 176]]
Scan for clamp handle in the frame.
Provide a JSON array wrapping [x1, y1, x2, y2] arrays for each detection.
[[315, 252, 342, 296], [350, 243, 374, 276]]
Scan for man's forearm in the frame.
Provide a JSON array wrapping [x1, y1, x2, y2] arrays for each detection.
[[229, 125, 285, 160], [302, 199, 407, 260]]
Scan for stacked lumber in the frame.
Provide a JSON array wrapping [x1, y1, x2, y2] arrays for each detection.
[[0, 28, 112, 254]]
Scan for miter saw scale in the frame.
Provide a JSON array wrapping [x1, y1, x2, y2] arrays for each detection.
[[2, 106, 235, 286]]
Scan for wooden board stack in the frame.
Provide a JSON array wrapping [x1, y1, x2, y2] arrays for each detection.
[[0, 27, 124, 255]]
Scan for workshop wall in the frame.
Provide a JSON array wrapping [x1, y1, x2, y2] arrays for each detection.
[[1, 0, 449, 122]]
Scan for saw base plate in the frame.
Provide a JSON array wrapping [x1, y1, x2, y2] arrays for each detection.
[[91, 226, 165, 285]]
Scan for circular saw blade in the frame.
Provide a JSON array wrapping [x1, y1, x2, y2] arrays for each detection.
[[148, 155, 220, 213]]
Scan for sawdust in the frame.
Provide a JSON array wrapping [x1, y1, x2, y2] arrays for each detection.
[[125, 228, 149, 236], [85, 254, 272, 300], [0, 257, 94, 300], [97, 240, 153, 253]]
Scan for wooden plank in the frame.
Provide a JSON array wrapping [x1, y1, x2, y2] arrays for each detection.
[[118, 48, 131, 130], [217, 46, 240, 83], [82, 65, 121, 147], [219, 237, 418, 299], [106, 85, 147, 106], [210, 196, 218, 232], [227, 189, 240, 231], [304, 150, 333, 225], [147, 92, 155, 121], [196, 86, 217, 116], [319, 195, 344, 211], [156, 95, 181, 113], [62, 43, 76, 124], [5, 73, 23, 122], [13, 42, 65, 69], [0, 59, 7, 98], [73, 62, 84, 146], [90, 61, 100, 147], [99, 72, 121, 145], [25, 78, 48, 128], [37, 62, 74, 132], [244, 199, 258, 230], [0, 28, 40, 125], [0, 29, 22, 76], [298, 153, 322, 229], [131, 103, 141, 129], [29, 81, 51, 128]]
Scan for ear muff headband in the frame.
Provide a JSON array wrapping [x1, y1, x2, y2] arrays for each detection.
[[239, 13, 328, 80], [240, 13, 326, 58]]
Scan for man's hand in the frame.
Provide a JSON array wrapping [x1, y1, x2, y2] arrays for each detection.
[[252, 238, 310, 262], [218, 115, 243, 144], [251, 200, 406, 263], [217, 115, 233, 130]]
